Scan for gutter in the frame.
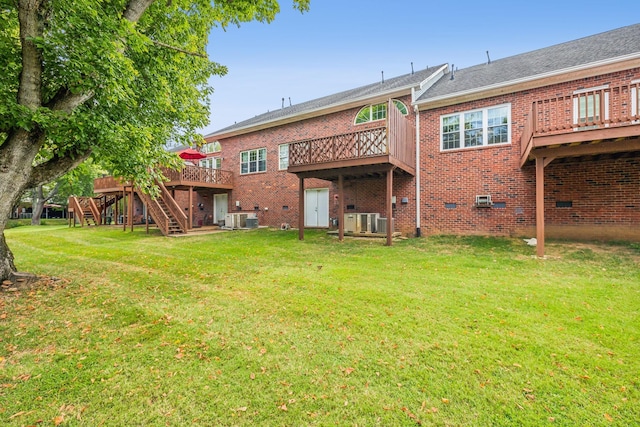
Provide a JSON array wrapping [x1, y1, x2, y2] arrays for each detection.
[[414, 53, 640, 108], [414, 104, 421, 237]]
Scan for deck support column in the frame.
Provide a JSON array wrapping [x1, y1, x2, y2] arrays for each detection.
[[188, 186, 193, 230], [535, 156, 555, 258], [338, 174, 344, 241], [115, 194, 119, 226], [386, 167, 394, 246], [129, 185, 134, 232], [298, 176, 305, 241]]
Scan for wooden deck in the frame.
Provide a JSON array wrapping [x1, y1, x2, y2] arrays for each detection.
[[94, 165, 234, 193], [287, 100, 415, 180], [520, 82, 640, 166], [518, 82, 640, 258]]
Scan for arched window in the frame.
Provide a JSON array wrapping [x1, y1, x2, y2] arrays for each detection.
[[201, 141, 221, 153], [355, 100, 408, 124]]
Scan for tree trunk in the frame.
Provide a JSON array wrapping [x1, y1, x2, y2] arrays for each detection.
[[0, 231, 17, 282], [31, 183, 60, 226], [31, 186, 44, 226], [0, 131, 42, 282]]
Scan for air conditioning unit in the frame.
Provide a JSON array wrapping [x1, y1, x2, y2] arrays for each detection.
[[376, 217, 394, 234], [224, 213, 253, 229], [359, 213, 379, 233], [343, 213, 379, 233], [475, 195, 493, 207], [344, 213, 358, 233]]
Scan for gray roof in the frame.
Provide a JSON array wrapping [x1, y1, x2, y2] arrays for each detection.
[[416, 23, 640, 102], [206, 64, 446, 137], [207, 24, 640, 137]]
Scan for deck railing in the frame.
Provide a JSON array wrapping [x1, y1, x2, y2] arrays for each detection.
[[289, 100, 415, 169], [162, 165, 234, 187], [94, 166, 233, 192], [94, 176, 129, 192], [520, 82, 640, 163]]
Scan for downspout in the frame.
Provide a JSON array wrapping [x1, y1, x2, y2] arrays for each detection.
[[414, 104, 421, 237]]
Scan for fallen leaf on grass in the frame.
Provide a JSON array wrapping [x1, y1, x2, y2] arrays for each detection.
[[401, 407, 422, 425], [342, 367, 355, 375]]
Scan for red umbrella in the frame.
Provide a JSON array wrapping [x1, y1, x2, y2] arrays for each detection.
[[179, 148, 206, 160]]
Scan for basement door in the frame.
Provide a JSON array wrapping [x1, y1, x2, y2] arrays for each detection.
[[214, 193, 228, 224], [305, 188, 329, 227]]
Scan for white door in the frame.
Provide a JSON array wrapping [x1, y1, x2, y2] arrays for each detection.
[[305, 188, 329, 227], [214, 193, 228, 224]]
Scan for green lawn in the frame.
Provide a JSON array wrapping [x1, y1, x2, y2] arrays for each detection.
[[1, 225, 639, 426]]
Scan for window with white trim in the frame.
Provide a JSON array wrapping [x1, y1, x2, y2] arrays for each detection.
[[355, 100, 408, 124], [630, 80, 640, 118], [572, 85, 609, 126], [201, 141, 221, 154], [240, 148, 267, 174], [440, 104, 511, 151], [199, 157, 221, 169], [278, 144, 289, 170]]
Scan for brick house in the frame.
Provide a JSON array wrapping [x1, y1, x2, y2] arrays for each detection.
[[91, 24, 640, 256]]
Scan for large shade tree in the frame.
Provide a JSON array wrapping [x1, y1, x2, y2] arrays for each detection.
[[0, 0, 309, 282]]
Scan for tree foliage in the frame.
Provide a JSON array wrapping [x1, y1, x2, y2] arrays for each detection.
[[0, 0, 310, 281]]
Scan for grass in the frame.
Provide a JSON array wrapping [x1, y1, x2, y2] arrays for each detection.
[[1, 225, 639, 426]]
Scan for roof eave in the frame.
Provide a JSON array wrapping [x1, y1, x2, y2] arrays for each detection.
[[413, 53, 640, 111], [206, 72, 443, 140]]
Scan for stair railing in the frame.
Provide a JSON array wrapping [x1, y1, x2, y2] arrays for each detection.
[[135, 188, 171, 235], [68, 196, 84, 226], [157, 181, 188, 232]]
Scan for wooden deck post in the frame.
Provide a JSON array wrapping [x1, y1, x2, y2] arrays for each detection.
[[122, 188, 127, 231], [298, 176, 305, 241], [115, 194, 119, 226], [338, 174, 344, 241], [130, 185, 134, 232], [188, 186, 193, 230], [535, 156, 555, 258], [386, 167, 394, 246]]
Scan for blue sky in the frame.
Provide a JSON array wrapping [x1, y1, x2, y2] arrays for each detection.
[[202, 1, 638, 135]]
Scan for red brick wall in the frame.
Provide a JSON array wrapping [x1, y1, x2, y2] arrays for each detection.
[[419, 68, 640, 238], [211, 96, 417, 233], [202, 69, 640, 240]]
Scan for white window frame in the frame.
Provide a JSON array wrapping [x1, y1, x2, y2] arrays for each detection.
[[440, 103, 511, 151], [631, 79, 640, 120], [278, 144, 289, 170], [354, 99, 408, 125], [240, 148, 267, 175], [199, 157, 221, 169], [201, 141, 221, 154]]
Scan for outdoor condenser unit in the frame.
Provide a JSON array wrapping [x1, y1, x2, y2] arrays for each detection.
[[343, 213, 379, 233], [376, 217, 394, 234], [358, 213, 379, 233], [344, 213, 358, 233], [224, 213, 250, 229]]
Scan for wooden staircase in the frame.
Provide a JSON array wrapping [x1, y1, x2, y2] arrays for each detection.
[[134, 181, 187, 236], [68, 196, 100, 226], [69, 181, 187, 236]]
